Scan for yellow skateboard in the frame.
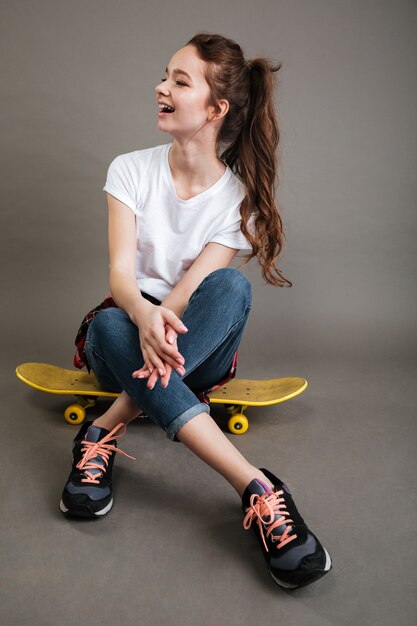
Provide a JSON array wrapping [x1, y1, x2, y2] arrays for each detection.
[[15, 362, 308, 434]]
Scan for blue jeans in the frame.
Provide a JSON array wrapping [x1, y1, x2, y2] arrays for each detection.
[[84, 268, 252, 442]]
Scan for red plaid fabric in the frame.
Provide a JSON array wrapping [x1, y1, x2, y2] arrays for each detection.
[[73, 295, 238, 402], [196, 349, 238, 405], [74, 294, 117, 372]]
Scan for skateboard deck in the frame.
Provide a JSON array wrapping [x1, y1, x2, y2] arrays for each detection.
[[16, 362, 308, 434], [207, 376, 308, 433]]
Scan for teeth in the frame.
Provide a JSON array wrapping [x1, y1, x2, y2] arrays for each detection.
[[159, 104, 174, 112]]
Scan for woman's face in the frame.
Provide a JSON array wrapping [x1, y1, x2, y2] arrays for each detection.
[[155, 45, 216, 140]]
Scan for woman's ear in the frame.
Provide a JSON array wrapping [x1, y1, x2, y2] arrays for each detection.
[[209, 99, 229, 121]]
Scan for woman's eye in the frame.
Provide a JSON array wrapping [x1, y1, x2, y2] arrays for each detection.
[[160, 78, 187, 87]]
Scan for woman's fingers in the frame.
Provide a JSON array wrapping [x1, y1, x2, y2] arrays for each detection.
[[142, 330, 183, 371], [160, 363, 172, 388], [142, 344, 168, 378], [132, 366, 151, 378], [133, 347, 185, 385], [147, 327, 185, 371], [158, 342, 185, 369], [147, 367, 159, 389], [132, 322, 186, 384], [132, 360, 185, 385], [136, 305, 187, 377], [151, 316, 186, 368], [163, 324, 186, 379]]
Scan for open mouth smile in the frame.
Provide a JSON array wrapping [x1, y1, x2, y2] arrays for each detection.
[[158, 103, 175, 115]]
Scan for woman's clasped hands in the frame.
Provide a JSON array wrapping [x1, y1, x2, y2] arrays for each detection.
[[132, 301, 188, 390]]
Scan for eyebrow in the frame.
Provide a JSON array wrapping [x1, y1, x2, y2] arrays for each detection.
[[165, 67, 193, 81]]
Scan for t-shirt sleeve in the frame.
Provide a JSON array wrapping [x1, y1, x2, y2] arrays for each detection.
[[208, 210, 256, 251], [103, 155, 138, 213]]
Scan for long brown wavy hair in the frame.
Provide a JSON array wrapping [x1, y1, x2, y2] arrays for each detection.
[[186, 32, 292, 287]]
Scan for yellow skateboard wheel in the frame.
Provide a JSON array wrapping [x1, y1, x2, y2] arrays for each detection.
[[227, 414, 249, 435], [64, 404, 86, 425]]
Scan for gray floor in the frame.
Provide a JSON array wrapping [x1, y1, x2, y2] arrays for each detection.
[[2, 348, 416, 626]]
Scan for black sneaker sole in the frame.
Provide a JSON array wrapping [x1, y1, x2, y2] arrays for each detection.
[[270, 548, 332, 589], [59, 498, 113, 518]]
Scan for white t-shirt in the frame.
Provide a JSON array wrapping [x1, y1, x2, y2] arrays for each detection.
[[103, 142, 255, 301]]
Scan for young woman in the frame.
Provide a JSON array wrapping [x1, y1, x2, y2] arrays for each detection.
[[60, 33, 332, 589]]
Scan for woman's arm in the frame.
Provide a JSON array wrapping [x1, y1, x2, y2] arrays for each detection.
[[107, 193, 153, 325], [160, 242, 239, 317], [106, 193, 187, 387], [135, 242, 240, 387]]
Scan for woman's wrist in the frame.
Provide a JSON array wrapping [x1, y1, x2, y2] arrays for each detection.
[[131, 296, 154, 327]]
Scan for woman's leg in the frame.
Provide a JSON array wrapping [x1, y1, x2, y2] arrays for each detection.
[[175, 412, 273, 497], [85, 268, 249, 440], [76, 269, 332, 588], [85, 268, 274, 494], [93, 390, 142, 429]]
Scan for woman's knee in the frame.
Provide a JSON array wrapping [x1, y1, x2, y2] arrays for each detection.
[[87, 307, 133, 349], [204, 268, 252, 309]]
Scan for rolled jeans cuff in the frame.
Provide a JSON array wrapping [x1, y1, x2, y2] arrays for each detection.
[[167, 402, 211, 442]]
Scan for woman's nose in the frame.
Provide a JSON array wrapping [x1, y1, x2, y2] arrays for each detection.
[[155, 82, 167, 93]]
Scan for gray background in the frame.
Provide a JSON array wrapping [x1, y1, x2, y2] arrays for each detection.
[[1, 1, 416, 625]]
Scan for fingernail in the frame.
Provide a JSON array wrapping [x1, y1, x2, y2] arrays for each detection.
[[168, 336, 174, 344], [176, 368, 183, 375], [180, 325, 188, 331], [177, 357, 184, 364], [137, 374, 144, 378], [158, 368, 164, 376]]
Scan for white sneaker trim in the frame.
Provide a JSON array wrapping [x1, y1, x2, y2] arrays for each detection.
[[324, 548, 332, 571], [59, 498, 113, 516]]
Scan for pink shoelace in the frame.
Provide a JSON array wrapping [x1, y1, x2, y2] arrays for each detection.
[[243, 489, 298, 551], [76, 423, 136, 484]]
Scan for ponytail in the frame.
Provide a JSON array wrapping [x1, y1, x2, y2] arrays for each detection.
[[187, 32, 292, 287]]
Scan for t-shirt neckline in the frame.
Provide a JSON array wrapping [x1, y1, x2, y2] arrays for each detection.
[[163, 143, 231, 205]]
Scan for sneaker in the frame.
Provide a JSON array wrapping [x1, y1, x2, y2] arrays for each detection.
[[59, 422, 135, 518], [242, 468, 332, 589]]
